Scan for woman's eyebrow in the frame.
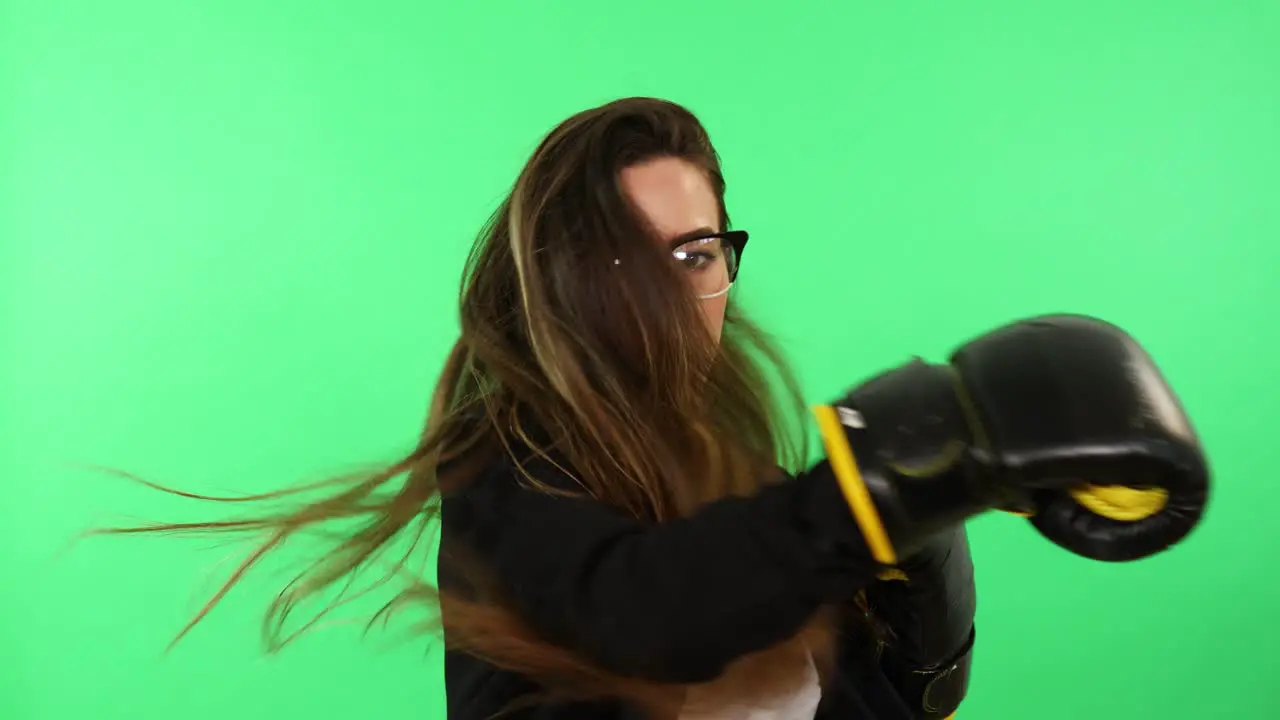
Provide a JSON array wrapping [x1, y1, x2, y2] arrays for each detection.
[[666, 227, 718, 249]]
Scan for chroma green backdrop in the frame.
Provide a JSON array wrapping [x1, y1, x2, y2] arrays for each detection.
[[3, 1, 1278, 718]]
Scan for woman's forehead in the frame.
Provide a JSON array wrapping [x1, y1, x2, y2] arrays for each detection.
[[619, 157, 720, 244]]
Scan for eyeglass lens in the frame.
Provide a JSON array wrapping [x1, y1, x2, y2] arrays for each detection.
[[673, 236, 738, 299]]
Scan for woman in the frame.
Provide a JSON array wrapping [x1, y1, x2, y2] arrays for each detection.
[[112, 96, 1205, 719], [416, 97, 979, 719]]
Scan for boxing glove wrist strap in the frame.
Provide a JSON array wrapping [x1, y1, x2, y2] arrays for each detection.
[[878, 625, 975, 720], [811, 404, 899, 564], [812, 373, 991, 565]]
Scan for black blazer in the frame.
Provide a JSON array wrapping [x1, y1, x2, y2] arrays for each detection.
[[438, 438, 966, 719]]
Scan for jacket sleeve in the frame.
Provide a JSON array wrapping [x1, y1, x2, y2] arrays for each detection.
[[438, 451, 881, 685]]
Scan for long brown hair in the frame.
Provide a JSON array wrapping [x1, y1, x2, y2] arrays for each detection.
[[99, 97, 847, 714]]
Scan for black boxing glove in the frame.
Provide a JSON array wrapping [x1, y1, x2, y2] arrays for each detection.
[[862, 526, 976, 719], [810, 314, 1209, 564]]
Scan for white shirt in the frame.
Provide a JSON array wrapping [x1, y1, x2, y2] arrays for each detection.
[[678, 652, 822, 720]]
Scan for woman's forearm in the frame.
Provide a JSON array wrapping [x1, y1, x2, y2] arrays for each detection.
[[439, 452, 881, 684]]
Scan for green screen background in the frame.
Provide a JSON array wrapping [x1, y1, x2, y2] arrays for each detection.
[[4, 1, 1278, 718]]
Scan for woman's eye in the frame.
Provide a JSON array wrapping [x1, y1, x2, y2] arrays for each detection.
[[676, 250, 715, 270], [674, 238, 723, 272]]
